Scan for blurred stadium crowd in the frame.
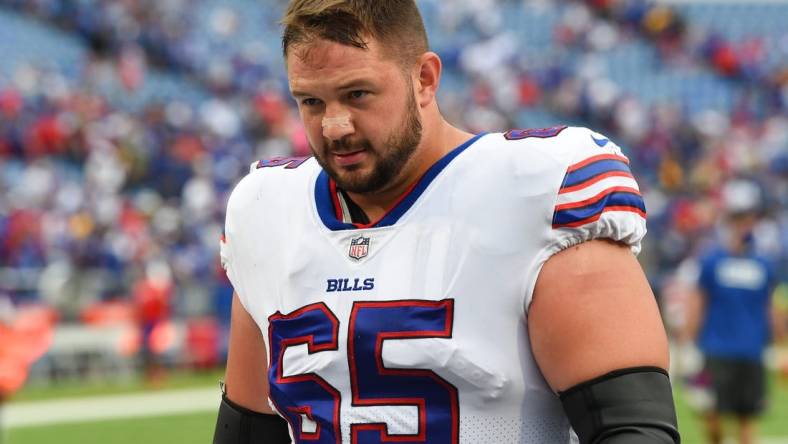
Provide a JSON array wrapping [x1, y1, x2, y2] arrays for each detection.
[[0, 0, 786, 386]]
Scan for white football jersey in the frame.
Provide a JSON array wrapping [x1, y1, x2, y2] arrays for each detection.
[[220, 126, 646, 444]]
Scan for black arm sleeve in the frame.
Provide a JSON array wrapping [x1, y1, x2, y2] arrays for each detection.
[[213, 394, 291, 444], [559, 367, 680, 444]]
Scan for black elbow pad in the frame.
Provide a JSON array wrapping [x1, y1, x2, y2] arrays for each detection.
[[213, 394, 291, 444], [559, 367, 680, 444]]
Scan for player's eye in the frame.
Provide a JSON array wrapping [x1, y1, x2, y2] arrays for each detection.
[[348, 90, 369, 100], [301, 98, 322, 107]]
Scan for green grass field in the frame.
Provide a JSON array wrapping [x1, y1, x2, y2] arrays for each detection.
[[10, 369, 224, 402], [4, 373, 788, 444], [674, 375, 788, 443], [5, 411, 215, 444]]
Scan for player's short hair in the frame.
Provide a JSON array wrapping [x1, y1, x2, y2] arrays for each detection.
[[281, 0, 429, 68]]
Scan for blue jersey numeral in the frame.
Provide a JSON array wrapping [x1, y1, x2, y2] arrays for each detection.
[[348, 300, 458, 443], [268, 303, 342, 443], [268, 300, 458, 444]]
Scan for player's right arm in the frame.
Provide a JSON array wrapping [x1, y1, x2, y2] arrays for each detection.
[[214, 163, 293, 443], [224, 291, 273, 413], [212, 292, 292, 444]]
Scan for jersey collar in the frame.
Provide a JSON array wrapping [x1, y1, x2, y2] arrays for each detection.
[[314, 133, 486, 231]]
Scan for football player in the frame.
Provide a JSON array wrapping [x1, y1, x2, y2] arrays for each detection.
[[213, 1, 680, 443]]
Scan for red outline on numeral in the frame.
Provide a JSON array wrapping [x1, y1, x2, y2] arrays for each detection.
[[268, 302, 341, 442], [347, 299, 459, 443], [287, 406, 321, 440], [504, 126, 567, 140], [257, 156, 311, 169]]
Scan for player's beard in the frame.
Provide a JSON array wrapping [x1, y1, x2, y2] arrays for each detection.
[[313, 83, 423, 194]]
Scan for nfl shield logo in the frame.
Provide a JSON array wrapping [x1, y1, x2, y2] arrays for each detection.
[[348, 236, 370, 260]]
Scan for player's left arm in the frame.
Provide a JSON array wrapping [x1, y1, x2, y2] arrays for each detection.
[[529, 239, 680, 443]]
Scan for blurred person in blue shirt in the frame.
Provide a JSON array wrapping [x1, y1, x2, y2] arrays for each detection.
[[685, 179, 786, 444]]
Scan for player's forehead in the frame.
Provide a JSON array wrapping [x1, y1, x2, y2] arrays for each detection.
[[286, 38, 399, 94]]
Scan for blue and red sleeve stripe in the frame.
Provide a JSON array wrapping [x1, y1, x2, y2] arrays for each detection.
[[553, 154, 646, 228]]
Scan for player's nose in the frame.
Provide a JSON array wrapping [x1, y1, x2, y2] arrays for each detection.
[[322, 111, 354, 141]]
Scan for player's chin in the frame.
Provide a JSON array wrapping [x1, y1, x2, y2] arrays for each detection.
[[332, 156, 373, 176], [334, 167, 367, 185], [334, 169, 380, 193]]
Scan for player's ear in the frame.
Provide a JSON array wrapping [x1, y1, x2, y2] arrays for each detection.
[[414, 51, 441, 108]]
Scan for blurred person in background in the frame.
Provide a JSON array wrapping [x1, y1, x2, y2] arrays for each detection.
[[0, 293, 55, 403], [683, 179, 787, 444], [0, 293, 23, 403], [132, 260, 174, 386]]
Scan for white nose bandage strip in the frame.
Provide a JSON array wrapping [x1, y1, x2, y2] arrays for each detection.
[[322, 115, 352, 129]]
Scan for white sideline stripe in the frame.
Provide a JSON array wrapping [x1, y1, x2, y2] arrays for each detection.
[[6, 390, 788, 443], [4, 387, 219, 428]]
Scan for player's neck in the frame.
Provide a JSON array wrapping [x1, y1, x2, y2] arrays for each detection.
[[727, 236, 749, 255], [344, 120, 474, 222]]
